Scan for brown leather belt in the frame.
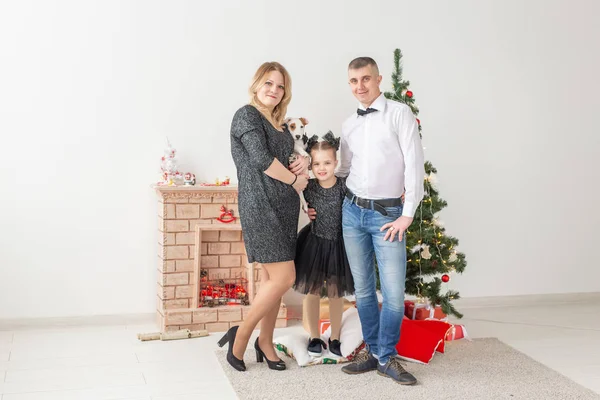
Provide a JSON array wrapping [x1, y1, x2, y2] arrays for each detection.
[[345, 189, 403, 216]]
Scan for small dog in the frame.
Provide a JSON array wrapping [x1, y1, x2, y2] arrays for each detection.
[[285, 117, 310, 159], [284, 117, 310, 212]]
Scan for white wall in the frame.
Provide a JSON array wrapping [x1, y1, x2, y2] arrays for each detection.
[[1, 0, 599, 319]]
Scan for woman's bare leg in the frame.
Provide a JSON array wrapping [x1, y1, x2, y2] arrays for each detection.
[[232, 260, 295, 360], [257, 266, 283, 361]]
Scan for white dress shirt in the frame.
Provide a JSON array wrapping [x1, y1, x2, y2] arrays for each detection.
[[338, 93, 425, 218]]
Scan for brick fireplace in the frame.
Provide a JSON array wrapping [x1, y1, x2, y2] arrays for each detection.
[[155, 185, 287, 333]]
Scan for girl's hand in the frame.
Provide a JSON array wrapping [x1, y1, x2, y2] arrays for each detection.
[[289, 156, 309, 175], [293, 173, 309, 193]]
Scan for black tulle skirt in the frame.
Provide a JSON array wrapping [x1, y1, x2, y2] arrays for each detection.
[[294, 225, 355, 298]]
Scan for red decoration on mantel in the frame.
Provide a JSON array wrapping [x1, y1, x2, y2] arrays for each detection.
[[216, 205, 236, 223], [200, 176, 231, 186]]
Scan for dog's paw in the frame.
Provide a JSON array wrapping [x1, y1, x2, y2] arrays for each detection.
[[300, 198, 309, 213]]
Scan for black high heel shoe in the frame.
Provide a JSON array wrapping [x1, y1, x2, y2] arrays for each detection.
[[217, 326, 246, 372], [254, 337, 286, 371]]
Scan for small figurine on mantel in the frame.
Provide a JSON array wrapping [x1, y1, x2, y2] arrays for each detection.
[[183, 172, 196, 186], [216, 205, 236, 223], [174, 171, 183, 184], [215, 176, 231, 186], [200, 176, 231, 187], [160, 171, 173, 186]]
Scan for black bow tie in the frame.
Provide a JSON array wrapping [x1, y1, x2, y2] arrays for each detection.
[[357, 108, 377, 116]]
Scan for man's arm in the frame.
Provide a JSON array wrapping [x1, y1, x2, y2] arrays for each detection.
[[397, 106, 425, 218], [380, 107, 425, 242], [336, 131, 352, 178]]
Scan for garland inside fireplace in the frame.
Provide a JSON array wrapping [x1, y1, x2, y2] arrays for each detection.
[[199, 269, 250, 307]]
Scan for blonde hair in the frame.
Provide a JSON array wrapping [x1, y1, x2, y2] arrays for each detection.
[[248, 62, 292, 129]]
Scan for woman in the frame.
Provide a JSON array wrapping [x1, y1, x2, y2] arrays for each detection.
[[218, 62, 309, 372]]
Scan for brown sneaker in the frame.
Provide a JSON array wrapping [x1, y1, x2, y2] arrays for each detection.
[[377, 357, 417, 385], [341, 347, 378, 375]]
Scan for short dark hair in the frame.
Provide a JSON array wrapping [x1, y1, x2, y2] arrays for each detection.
[[348, 57, 379, 75]]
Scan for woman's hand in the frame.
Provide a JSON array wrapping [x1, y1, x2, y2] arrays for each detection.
[[293, 173, 309, 193], [289, 156, 309, 175]]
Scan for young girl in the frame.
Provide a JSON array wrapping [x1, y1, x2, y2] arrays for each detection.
[[294, 132, 354, 357]]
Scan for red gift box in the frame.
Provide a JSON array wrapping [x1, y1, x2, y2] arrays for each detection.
[[445, 324, 469, 341], [404, 300, 447, 320], [318, 319, 331, 334]]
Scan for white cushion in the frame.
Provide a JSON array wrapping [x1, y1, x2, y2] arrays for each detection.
[[274, 307, 364, 367]]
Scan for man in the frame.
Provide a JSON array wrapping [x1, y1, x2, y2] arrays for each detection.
[[310, 57, 424, 384]]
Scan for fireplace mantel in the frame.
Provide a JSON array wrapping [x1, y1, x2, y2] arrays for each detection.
[[154, 184, 287, 333]]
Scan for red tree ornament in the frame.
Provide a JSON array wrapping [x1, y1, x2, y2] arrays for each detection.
[[441, 274, 450, 283], [416, 118, 421, 126], [406, 90, 413, 98]]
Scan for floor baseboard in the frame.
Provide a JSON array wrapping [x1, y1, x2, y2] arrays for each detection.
[[0, 313, 155, 330], [450, 291, 600, 309], [1, 292, 599, 330]]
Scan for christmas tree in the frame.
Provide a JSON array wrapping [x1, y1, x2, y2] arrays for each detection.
[[382, 49, 467, 318]]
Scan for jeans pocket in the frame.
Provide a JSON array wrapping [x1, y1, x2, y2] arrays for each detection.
[[383, 205, 402, 219]]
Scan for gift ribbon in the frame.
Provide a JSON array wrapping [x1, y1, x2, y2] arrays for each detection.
[[411, 303, 434, 319], [411, 302, 449, 322]]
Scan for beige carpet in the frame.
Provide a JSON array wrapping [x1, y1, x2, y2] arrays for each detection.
[[215, 338, 599, 400]]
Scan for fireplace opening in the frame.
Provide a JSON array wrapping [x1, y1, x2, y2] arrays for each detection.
[[199, 269, 250, 307]]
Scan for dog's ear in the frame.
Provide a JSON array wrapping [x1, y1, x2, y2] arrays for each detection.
[[283, 117, 292, 125], [300, 117, 309, 126]]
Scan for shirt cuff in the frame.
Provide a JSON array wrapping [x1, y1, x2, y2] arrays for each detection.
[[402, 201, 417, 218]]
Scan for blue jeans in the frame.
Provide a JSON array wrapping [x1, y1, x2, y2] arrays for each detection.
[[342, 197, 407, 364]]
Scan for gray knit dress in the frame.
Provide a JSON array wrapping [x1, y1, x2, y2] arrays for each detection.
[[230, 105, 300, 264]]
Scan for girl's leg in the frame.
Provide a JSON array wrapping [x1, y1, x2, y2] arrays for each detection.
[[304, 294, 321, 339], [328, 295, 344, 341], [232, 261, 295, 360]]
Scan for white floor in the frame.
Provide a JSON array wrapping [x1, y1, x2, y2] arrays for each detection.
[[1, 293, 599, 400]]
